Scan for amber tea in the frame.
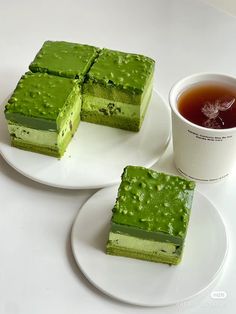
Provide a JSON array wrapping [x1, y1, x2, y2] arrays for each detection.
[[177, 82, 236, 129]]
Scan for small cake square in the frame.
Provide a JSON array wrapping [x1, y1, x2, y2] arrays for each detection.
[[106, 166, 195, 265], [82, 48, 155, 131], [29, 41, 100, 80], [4, 72, 81, 157]]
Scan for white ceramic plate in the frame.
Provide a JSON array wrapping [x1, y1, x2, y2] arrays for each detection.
[[0, 91, 170, 189], [71, 185, 228, 307]]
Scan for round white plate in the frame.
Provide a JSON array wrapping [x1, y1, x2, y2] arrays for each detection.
[[0, 91, 170, 189], [71, 186, 228, 307]]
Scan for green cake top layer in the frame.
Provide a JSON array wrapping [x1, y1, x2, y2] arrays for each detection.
[[112, 166, 195, 238], [29, 41, 100, 80], [86, 48, 155, 93], [5, 72, 79, 131]]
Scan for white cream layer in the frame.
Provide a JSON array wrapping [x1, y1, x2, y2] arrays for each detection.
[[108, 232, 177, 255]]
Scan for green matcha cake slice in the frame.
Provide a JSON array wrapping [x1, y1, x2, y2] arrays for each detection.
[[106, 166, 195, 265], [29, 41, 100, 81], [4, 72, 81, 157], [82, 48, 155, 131]]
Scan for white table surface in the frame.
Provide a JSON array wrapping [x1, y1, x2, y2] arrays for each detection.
[[0, 0, 236, 313]]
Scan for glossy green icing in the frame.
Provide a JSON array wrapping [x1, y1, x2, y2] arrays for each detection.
[[29, 41, 100, 79], [112, 166, 195, 238], [86, 48, 155, 93], [5, 72, 80, 131]]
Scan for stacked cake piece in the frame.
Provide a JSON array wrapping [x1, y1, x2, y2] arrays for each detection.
[[5, 72, 81, 157], [106, 166, 195, 265], [4, 41, 155, 157], [82, 48, 154, 131]]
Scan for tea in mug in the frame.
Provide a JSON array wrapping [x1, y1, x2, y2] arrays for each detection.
[[177, 82, 236, 129]]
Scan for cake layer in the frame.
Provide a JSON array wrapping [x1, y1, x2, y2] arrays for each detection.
[[110, 222, 183, 245], [82, 96, 139, 118], [8, 123, 58, 148], [5, 72, 80, 131], [106, 246, 181, 265], [83, 81, 142, 105], [29, 41, 100, 80], [81, 110, 140, 131], [83, 75, 152, 115], [10, 112, 80, 157], [83, 71, 153, 106], [11, 139, 61, 157], [106, 233, 182, 265], [81, 95, 139, 131], [108, 232, 180, 255], [82, 74, 153, 131]]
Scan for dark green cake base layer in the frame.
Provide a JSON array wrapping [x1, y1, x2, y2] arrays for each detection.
[[11, 139, 61, 157], [81, 111, 141, 132], [106, 245, 181, 265]]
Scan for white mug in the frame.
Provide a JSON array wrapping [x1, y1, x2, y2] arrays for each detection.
[[169, 73, 236, 183]]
